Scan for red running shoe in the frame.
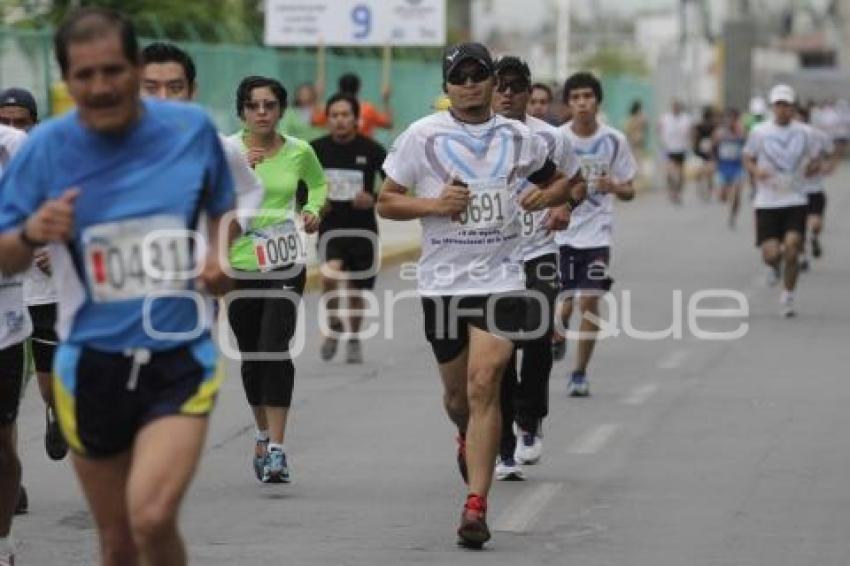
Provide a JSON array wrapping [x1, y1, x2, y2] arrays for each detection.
[[457, 493, 490, 548]]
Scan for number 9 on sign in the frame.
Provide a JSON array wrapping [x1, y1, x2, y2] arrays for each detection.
[[352, 4, 372, 39]]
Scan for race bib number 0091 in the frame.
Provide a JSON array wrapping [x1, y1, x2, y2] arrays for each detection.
[[252, 219, 308, 272], [325, 168, 364, 201], [82, 215, 192, 303], [455, 178, 509, 231]]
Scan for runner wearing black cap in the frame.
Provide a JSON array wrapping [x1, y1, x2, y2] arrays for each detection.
[[379, 42, 585, 549], [0, 88, 37, 132]]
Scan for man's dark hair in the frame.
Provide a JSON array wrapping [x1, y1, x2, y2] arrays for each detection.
[[141, 42, 196, 85], [325, 92, 360, 119], [562, 72, 603, 104], [236, 76, 288, 118], [338, 73, 361, 96], [531, 82, 553, 102], [54, 7, 139, 77]]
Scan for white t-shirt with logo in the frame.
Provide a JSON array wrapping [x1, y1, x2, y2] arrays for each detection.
[[383, 111, 551, 296], [519, 115, 580, 261], [743, 120, 820, 209], [0, 124, 32, 348], [555, 123, 637, 250], [800, 123, 834, 195], [659, 112, 693, 153]]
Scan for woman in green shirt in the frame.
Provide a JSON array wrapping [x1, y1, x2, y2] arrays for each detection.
[[227, 76, 327, 485]]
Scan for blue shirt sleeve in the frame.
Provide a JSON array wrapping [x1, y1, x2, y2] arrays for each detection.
[[0, 135, 49, 233], [201, 120, 235, 218]]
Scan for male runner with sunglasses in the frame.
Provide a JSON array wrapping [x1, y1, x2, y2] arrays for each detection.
[[491, 56, 581, 479], [378, 42, 584, 549]]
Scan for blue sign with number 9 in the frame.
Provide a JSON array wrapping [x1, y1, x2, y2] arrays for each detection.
[[352, 4, 372, 39]]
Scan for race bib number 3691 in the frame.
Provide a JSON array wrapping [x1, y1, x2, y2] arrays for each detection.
[[82, 215, 193, 303], [455, 178, 510, 231]]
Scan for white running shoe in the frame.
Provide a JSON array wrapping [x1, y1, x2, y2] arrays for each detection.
[[780, 290, 795, 318], [514, 425, 543, 465], [495, 456, 525, 481]]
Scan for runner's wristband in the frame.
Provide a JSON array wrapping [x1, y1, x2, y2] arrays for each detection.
[[18, 226, 47, 248]]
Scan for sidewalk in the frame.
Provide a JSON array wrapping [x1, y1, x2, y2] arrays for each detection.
[[303, 216, 422, 291]]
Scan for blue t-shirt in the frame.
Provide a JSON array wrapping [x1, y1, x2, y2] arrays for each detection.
[[0, 99, 235, 352]]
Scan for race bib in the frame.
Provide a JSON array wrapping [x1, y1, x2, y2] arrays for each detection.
[[699, 138, 713, 155], [325, 168, 364, 201], [455, 178, 510, 231], [521, 209, 537, 237], [252, 219, 308, 272], [580, 156, 610, 189], [769, 172, 796, 195], [82, 215, 192, 303], [718, 141, 741, 161]]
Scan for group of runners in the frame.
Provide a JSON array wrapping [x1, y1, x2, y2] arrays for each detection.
[[0, 6, 843, 564], [657, 86, 839, 317]]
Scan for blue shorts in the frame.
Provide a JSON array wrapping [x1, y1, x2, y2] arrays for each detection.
[[558, 245, 613, 293], [53, 338, 221, 457], [717, 163, 744, 185]]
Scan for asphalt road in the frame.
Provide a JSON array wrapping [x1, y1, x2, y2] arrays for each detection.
[[12, 164, 850, 565]]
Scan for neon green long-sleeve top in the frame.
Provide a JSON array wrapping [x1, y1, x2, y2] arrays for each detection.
[[228, 133, 327, 272]]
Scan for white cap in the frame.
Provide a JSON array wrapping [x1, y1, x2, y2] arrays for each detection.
[[769, 84, 795, 105], [749, 96, 767, 115]]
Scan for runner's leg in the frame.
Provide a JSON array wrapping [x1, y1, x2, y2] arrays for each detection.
[[127, 415, 208, 566]]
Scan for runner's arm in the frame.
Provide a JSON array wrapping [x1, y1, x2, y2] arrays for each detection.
[[377, 177, 467, 220]]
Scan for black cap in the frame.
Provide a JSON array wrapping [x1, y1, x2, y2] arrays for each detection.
[[442, 42, 494, 81], [494, 56, 531, 82], [0, 87, 37, 120]]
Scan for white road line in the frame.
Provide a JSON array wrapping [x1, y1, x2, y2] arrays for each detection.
[[569, 424, 619, 454], [492, 482, 563, 533], [622, 383, 659, 406], [657, 348, 689, 370]]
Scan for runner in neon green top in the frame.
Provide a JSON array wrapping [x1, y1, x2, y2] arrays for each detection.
[[226, 76, 326, 485]]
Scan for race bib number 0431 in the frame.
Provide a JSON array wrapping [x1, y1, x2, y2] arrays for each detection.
[[252, 219, 308, 272], [82, 215, 193, 303], [455, 178, 509, 231]]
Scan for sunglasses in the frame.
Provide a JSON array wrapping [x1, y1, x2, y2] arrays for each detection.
[[447, 65, 491, 86], [495, 78, 530, 93], [243, 100, 280, 112]]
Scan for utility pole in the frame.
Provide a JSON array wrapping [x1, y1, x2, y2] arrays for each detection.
[[555, 0, 571, 82]]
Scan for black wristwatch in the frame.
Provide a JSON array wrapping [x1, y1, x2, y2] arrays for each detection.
[[566, 196, 582, 211], [18, 226, 46, 248]]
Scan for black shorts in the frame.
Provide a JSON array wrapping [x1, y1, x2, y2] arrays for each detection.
[[0, 342, 26, 426], [667, 152, 686, 165], [807, 192, 826, 217], [558, 245, 613, 292], [319, 231, 378, 290], [421, 294, 528, 364], [28, 303, 58, 373], [53, 338, 220, 458], [755, 206, 808, 246]]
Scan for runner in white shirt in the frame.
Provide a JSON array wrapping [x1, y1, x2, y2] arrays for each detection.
[[0, 122, 31, 566], [0, 88, 69, 465], [378, 42, 584, 549], [743, 85, 821, 317], [658, 100, 693, 204], [491, 56, 582, 481], [795, 105, 837, 270], [555, 72, 637, 397]]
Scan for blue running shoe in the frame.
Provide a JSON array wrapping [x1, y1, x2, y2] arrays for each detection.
[[263, 448, 291, 484], [567, 371, 590, 397], [253, 438, 268, 482]]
